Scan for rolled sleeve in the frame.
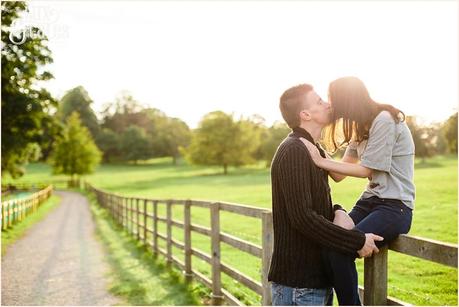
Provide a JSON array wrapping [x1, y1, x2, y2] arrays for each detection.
[[360, 117, 395, 172]]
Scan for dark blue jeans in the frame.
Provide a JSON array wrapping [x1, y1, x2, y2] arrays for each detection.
[[323, 197, 412, 305]]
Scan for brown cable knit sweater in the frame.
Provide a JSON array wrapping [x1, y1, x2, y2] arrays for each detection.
[[268, 127, 366, 288]]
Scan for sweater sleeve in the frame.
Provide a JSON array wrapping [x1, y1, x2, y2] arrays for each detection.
[[278, 144, 366, 254]]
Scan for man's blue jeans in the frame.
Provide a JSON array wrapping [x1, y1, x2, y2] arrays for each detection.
[[271, 282, 333, 306], [323, 196, 413, 305]]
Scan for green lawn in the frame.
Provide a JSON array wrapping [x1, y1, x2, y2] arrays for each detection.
[[3, 155, 457, 305]]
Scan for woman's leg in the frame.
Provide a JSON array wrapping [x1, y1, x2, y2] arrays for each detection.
[[326, 197, 401, 306], [322, 199, 372, 305], [322, 248, 361, 305], [353, 198, 412, 248], [348, 198, 373, 225]]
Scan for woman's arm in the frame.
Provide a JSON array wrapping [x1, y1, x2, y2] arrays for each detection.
[[300, 138, 372, 179], [325, 150, 359, 182]]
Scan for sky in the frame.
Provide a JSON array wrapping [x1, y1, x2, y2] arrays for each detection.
[[16, 0, 459, 128]]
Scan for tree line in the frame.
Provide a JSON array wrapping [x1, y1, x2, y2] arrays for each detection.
[[48, 85, 292, 175], [1, 2, 457, 181]]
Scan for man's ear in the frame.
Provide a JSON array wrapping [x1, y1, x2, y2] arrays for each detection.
[[299, 110, 311, 121]]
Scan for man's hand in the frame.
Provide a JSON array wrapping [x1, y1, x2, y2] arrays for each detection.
[[333, 210, 355, 230], [358, 233, 384, 258]]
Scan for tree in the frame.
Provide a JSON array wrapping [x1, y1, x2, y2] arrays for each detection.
[[406, 116, 436, 162], [242, 114, 267, 162], [153, 117, 191, 165], [1, 2, 57, 178], [57, 86, 100, 138], [119, 125, 152, 163], [96, 128, 121, 162], [260, 122, 290, 167], [182, 111, 259, 174], [442, 112, 458, 154], [49, 112, 101, 185], [101, 91, 147, 134]]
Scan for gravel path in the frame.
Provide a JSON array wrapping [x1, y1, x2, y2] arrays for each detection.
[[1, 191, 121, 306]]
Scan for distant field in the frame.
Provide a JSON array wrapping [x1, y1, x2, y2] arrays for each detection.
[[4, 155, 457, 305]]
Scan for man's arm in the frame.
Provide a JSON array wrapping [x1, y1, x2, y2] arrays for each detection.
[[277, 144, 367, 255]]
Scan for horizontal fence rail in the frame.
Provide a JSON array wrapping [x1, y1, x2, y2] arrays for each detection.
[[85, 183, 457, 306], [1, 185, 53, 230]]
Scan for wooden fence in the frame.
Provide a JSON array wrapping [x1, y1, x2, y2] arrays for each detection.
[[86, 183, 457, 306], [1, 185, 53, 230]]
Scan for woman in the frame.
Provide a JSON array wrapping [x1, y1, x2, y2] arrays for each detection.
[[300, 76, 415, 305]]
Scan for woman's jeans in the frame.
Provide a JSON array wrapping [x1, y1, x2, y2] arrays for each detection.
[[323, 196, 412, 306], [271, 282, 333, 306]]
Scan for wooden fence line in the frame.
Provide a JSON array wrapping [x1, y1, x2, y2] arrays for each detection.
[[1, 185, 53, 230], [85, 183, 457, 306]]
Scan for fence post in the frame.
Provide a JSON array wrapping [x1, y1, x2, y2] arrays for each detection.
[[166, 200, 172, 264], [2, 202, 6, 230], [143, 199, 147, 245], [17, 201, 21, 223], [153, 200, 158, 254], [110, 195, 114, 218], [19, 200, 26, 221], [129, 198, 134, 235], [210, 202, 223, 305], [120, 197, 124, 225], [136, 198, 140, 241], [9, 202, 13, 227], [364, 246, 388, 305], [116, 196, 120, 224], [124, 197, 128, 228], [184, 200, 193, 281], [261, 211, 274, 306]]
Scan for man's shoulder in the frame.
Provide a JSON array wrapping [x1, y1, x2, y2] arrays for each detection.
[[274, 136, 310, 164], [278, 135, 306, 152]]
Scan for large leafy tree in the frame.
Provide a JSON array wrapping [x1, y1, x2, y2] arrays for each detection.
[[101, 92, 190, 162], [57, 86, 100, 138], [406, 116, 436, 162], [153, 117, 191, 165], [119, 125, 152, 163], [182, 111, 259, 174], [1, 2, 57, 177], [96, 128, 121, 162], [260, 121, 290, 167], [49, 112, 101, 184], [442, 112, 458, 154]]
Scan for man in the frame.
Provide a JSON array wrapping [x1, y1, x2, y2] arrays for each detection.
[[268, 84, 382, 305]]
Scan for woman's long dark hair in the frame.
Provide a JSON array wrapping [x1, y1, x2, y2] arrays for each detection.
[[325, 76, 405, 152]]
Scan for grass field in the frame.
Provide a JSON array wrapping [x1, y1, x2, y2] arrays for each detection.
[[3, 155, 457, 305]]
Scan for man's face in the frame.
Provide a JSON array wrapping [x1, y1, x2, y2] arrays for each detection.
[[301, 90, 332, 126]]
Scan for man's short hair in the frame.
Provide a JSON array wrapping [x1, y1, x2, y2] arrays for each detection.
[[279, 84, 313, 128]]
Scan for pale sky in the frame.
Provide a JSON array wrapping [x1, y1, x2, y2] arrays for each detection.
[[18, 0, 458, 128]]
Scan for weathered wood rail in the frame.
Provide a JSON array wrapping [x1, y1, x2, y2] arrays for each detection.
[[1, 185, 53, 230], [86, 183, 457, 306]]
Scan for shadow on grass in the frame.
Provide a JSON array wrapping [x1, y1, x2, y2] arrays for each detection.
[[85, 191, 209, 306]]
